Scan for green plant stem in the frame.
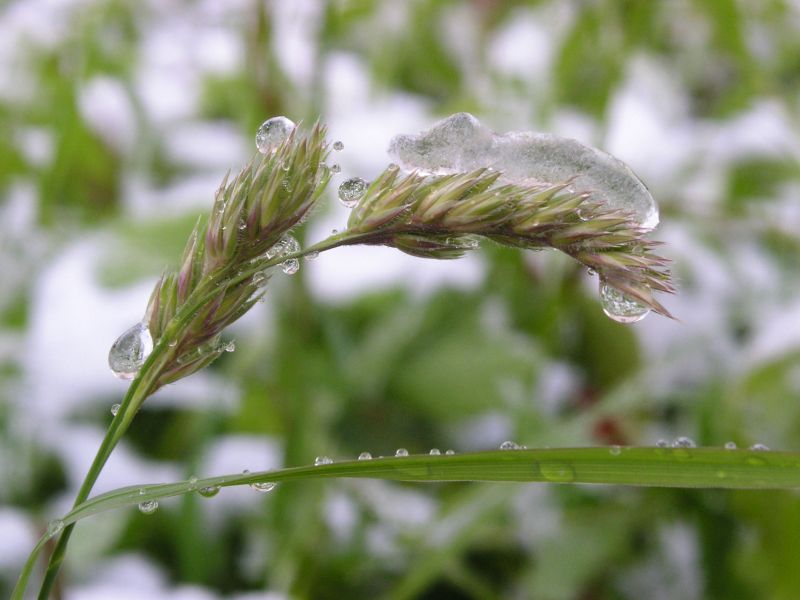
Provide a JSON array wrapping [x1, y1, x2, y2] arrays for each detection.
[[25, 230, 366, 599]]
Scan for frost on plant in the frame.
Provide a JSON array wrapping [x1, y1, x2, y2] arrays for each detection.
[[389, 112, 659, 230], [119, 116, 673, 390]]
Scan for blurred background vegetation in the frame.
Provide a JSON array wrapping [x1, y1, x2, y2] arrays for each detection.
[[2, 0, 800, 598]]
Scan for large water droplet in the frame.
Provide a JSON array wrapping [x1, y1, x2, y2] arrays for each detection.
[[198, 485, 220, 498], [358, 452, 372, 461], [138, 500, 158, 515], [256, 116, 295, 153], [338, 177, 368, 208], [224, 341, 236, 353], [429, 448, 441, 455], [281, 258, 300, 275], [724, 441, 737, 450], [110, 404, 121, 416], [315, 456, 333, 466], [750, 443, 770, 451], [388, 112, 659, 229], [599, 281, 650, 324], [109, 322, 153, 380], [445, 449, 455, 455], [250, 481, 277, 493], [333, 141, 344, 151], [395, 448, 409, 457]]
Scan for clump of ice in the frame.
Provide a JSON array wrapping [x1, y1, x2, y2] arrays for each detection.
[[388, 112, 659, 230]]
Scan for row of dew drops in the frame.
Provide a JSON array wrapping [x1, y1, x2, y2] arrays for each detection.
[[108, 116, 657, 380], [44, 437, 775, 535]]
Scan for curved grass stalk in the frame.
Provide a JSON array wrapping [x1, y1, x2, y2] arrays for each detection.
[[14, 445, 800, 598]]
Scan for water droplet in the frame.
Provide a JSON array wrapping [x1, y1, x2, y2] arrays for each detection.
[[395, 448, 409, 457], [188, 476, 198, 489], [110, 404, 121, 416], [238, 220, 247, 231], [253, 271, 268, 287], [338, 177, 368, 208], [281, 258, 300, 275], [333, 141, 344, 151], [750, 443, 769, 451], [108, 322, 153, 379], [255, 116, 295, 153], [429, 448, 441, 455], [315, 456, 333, 466], [358, 452, 372, 461], [304, 251, 319, 261], [656, 439, 669, 448], [724, 441, 737, 450], [224, 341, 236, 353], [168, 340, 177, 348], [499, 440, 521, 450], [198, 486, 220, 498], [445, 449, 455, 455], [330, 163, 341, 174], [672, 436, 696, 448], [138, 500, 159, 515], [587, 268, 597, 277], [251, 481, 277, 493], [539, 461, 576, 483], [46, 519, 64, 538], [599, 281, 650, 324], [609, 445, 621, 456]]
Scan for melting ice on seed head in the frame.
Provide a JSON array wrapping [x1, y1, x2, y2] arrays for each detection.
[[109, 322, 153, 380], [388, 112, 659, 230], [255, 116, 295, 154]]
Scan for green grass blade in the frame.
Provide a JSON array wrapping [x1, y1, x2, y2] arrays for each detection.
[[60, 446, 800, 527]]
